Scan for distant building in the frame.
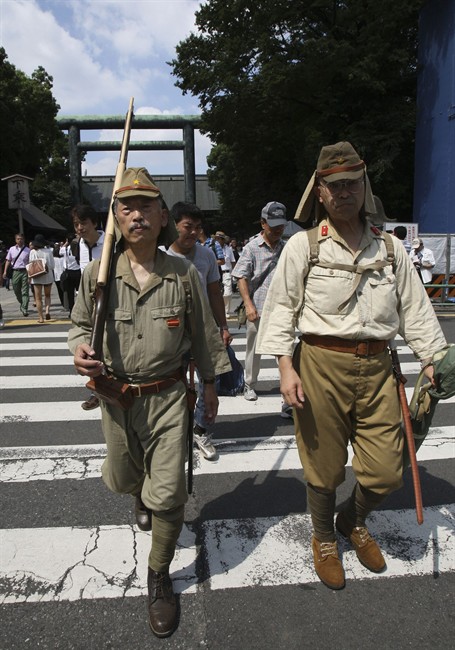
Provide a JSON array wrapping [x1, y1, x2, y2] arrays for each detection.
[[82, 175, 220, 220]]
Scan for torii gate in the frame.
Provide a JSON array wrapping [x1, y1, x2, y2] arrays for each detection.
[[57, 114, 202, 206]]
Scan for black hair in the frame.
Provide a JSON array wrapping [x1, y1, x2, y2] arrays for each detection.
[[71, 204, 98, 225], [393, 225, 407, 240], [170, 201, 203, 224]]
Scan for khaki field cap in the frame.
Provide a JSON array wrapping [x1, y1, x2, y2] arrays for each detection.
[[411, 237, 423, 249], [115, 167, 161, 199], [316, 141, 365, 182]]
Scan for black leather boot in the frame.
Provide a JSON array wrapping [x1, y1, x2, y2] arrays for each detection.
[[148, 568, 177, 637], [134, 496, 152, 531]]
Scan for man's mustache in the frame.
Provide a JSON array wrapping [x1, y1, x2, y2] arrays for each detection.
[[129, 222, 151, 232]]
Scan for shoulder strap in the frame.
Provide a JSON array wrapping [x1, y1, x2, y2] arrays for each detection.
[[306, 226, 320, 267], [306, 227, 396, 312], [382, 231, 395, 270], [11, 246, 25, 268], [180, 272, 195, 336]]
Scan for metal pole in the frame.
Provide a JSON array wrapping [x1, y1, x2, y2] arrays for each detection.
[[444, 233, 451, 303]]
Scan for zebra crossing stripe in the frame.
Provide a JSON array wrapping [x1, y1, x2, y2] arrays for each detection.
[[1, 391, 453, 423], [1, 505, 453, 604], [0, 427, 453, 482]]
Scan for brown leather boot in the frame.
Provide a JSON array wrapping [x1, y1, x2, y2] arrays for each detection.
[[148, 568, 177, 637], [336, 512, 386, 573], [311, 536, 345, 590], [135, 496, 152, 532]]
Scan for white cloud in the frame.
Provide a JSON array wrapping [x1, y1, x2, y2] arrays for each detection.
[[0, 0, 213, 173]]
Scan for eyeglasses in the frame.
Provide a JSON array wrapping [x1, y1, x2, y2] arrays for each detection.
[[319, 178, 364, 195]]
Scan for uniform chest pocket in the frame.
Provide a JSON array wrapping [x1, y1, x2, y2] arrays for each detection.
[[150, 304, 186, 341], [368, 273, 397, 322], [305, 267, 354, 314]]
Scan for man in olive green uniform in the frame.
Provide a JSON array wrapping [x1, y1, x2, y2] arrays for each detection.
[[257, 142, 446, 590], [68, 168, 229, 637]]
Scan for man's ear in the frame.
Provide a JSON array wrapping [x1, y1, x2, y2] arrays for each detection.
[[314, 185, 323, 203], [161, 208, 169, 227]]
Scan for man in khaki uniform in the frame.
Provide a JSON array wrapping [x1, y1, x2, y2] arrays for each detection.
[[257, 142, 446, 590], [68, 168, 229, 637]]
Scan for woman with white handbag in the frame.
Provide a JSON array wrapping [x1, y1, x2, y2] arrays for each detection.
[[28, 234, 55, 323]]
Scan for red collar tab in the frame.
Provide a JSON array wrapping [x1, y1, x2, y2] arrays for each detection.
[[370, 226, 381, 235], [321, 225, 329, 237]]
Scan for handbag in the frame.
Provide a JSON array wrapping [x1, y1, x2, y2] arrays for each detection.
[[234, 301, 247, 327], [216, 345, 245, 396], [26, 258, 47, 279]]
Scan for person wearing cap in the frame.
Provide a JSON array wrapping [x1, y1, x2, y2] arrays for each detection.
[[257, 142, 446, 590], [2, 233, 30, 316], [28, 234, 55, 323], [167, 201, 233, 461], [232, 202, 292, 415], [68, 167, 229, 638], [199, 226, 225, 269], [214, 230, 237, 316], [409, 237, 435, 284]]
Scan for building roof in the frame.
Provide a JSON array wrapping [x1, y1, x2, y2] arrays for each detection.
[[82, 175, 220, 213], [22, 204, 66, 232]]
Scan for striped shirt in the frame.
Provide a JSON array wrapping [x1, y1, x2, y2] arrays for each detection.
[[232, 233, 285, 314]]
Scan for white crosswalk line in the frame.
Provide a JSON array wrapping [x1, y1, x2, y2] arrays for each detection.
[[0, 323, 453, 615], [205, 505, 455, 590], [0, 361, 423, 390], [0, 427, 453, 482], [1, 390, 453, 423], [1, 505, 453, 604]]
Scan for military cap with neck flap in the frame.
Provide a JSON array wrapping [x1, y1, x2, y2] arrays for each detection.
[[294, 141, 375, 224]]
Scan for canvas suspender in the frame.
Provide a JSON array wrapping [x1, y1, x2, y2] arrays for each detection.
[[305, 226, 395, 311]]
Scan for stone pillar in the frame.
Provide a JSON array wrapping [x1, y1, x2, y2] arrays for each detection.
[[183, 124, 196, 203]]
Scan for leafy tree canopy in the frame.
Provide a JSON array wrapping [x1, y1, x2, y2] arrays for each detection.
[[0, 48, 71, 242], [171, 0, 425, 232]]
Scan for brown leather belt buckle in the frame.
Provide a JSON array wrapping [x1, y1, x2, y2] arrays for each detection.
[[356, 341, 369, 357]]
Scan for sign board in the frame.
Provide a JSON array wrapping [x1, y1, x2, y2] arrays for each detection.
[[384, 222, 418, 247], [7, 178, 31, 209]]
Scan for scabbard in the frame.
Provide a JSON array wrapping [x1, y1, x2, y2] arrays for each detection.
[[391, 348, 424, 524]]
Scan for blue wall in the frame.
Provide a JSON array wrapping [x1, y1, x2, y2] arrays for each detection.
[[414, 0, 455, 233]]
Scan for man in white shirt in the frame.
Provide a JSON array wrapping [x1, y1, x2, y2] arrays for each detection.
[[409, 237, 435, 284], [71, 204, 105, 410]]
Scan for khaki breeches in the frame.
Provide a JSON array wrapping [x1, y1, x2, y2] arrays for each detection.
[[100, 381, 189, 512], [293, 341, 403, 495]]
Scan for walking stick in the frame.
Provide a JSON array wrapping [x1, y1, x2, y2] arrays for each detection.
[[186, 359, 197, 494], [390, 344, 424, 524]]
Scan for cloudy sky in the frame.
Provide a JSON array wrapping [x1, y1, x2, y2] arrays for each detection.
[[1, 0, 211, 175]]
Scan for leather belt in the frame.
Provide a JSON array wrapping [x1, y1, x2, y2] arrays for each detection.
[[301, 334, 388, 357], [128, 368, 184, 397]]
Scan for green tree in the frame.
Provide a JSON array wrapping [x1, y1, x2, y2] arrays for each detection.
[[0, 48, 71, 241], [171, 0, 424, 230]]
